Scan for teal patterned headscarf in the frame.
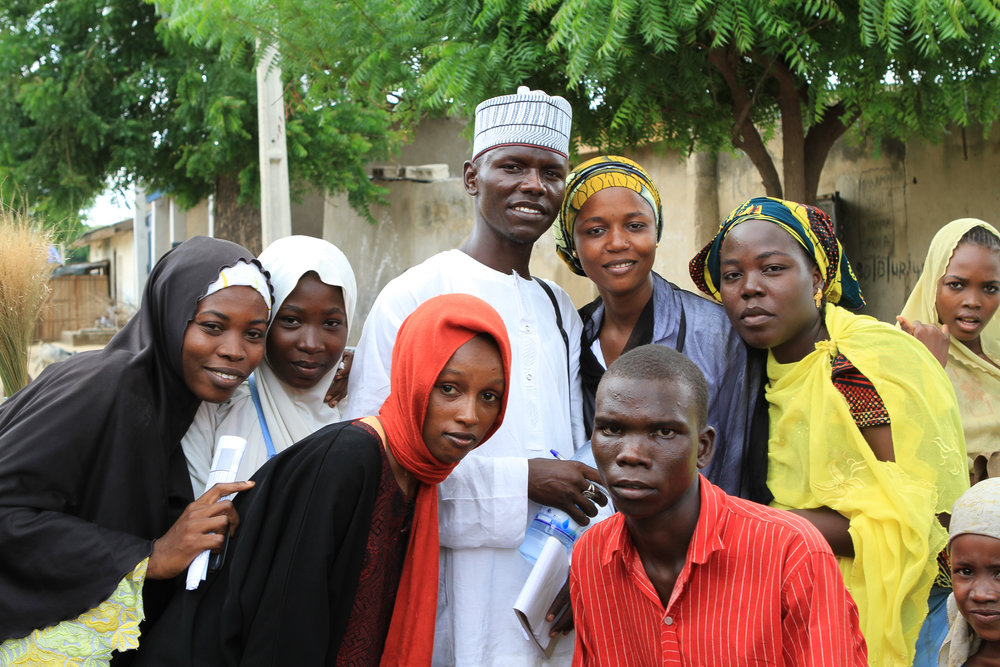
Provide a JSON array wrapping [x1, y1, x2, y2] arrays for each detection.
[[688, 196, 865, 310]]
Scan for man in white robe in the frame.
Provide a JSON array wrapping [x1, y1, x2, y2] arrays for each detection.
[[344, 87, 598, 666]]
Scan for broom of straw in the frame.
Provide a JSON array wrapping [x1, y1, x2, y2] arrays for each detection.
[[0, 203, 53, 398]]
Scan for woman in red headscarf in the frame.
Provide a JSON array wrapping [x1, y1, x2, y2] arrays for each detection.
[[137, 293, 512, 667]]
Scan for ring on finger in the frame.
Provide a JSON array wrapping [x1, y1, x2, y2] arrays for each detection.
[[582, 482, 598, 501]]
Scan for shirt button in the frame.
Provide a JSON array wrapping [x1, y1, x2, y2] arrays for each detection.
[[526, 373, 533, 381], [664, 617, 674, 626]]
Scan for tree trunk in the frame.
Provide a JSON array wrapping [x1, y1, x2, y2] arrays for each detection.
[[773, 61, 807, 204], [738, 130, 784, 199], [803, 104, 857, 205], [213, 175, 262, 255], [711, 52, 862, 207], [779, 113, 807, 204]]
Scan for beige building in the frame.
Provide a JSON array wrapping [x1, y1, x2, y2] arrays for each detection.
[[76, 218, 138, 309]]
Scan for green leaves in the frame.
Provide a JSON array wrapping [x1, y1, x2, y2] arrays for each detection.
[[146, 0, 1000, 205], [0, 0, 401, 227]]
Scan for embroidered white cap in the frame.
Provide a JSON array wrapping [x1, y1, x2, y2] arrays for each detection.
[[472, 86, 572, 160]]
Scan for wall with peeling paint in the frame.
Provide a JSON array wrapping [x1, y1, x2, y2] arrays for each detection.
[[324, 118, 1000, 337]]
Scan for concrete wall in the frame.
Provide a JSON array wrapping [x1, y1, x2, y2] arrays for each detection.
[[327, 121, 1000, 338], [321, 119, 731, 343], [88, 229, 138, 310], [708, 124, 1000, 322], [323, 179, 472, 345], [125, 189, 327, 302], [125, 118, 999, 336], [291, 188, 325, 238], [185, 199, 210, 238], [323, 117, 478, 331], [322, 179, 599, 346], [836, 126, 1000, 322], [393, 117, 473, 179]]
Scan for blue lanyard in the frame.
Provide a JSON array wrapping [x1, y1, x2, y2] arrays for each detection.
[[247, 373, 276, 459]]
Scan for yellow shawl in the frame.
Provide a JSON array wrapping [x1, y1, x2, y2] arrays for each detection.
[[899, 218, 1000, 461], [767, 305, 968, 666]]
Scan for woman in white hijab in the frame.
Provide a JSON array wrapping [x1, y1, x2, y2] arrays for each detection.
[[183, 235, 357, 491], [939, 478, 1000, 667]]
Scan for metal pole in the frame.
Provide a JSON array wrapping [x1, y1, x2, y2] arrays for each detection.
[[256, 42, 292, 249]]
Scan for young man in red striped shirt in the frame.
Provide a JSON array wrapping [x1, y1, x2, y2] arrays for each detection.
[[570, 344, 868, 665]]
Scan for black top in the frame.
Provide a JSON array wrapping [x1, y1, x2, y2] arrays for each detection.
[[0, 236, 263, 643], [136, 421, 411, 667], [578, 289, 660, 434]]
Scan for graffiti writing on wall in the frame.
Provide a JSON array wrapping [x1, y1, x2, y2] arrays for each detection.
[[850, 168, 920, 286], [852, 254, 923, 284]]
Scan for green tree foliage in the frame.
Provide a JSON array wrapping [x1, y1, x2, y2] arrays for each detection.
[[538, 0, 1000, 203], [0, 0, 397, 236], [157, 0, 1000, 205]]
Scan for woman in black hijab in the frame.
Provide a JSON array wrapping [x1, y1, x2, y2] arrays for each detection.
[[0, 236, 272, 664]]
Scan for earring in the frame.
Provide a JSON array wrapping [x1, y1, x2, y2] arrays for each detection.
[[814, 288, 823, 309]]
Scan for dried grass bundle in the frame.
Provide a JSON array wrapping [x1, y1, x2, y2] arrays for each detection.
[[0, 204, 53, 398]]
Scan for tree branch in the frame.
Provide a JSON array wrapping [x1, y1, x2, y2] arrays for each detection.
[[708, 47, 782, 197]]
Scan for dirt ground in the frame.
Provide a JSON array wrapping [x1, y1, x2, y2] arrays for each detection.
[[27, 341, 106, 379]]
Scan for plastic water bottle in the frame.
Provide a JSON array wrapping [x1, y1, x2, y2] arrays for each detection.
[[519, 442, 615, 563]]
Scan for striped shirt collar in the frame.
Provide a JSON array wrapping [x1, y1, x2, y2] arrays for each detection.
[[600, 474, 728, 569]]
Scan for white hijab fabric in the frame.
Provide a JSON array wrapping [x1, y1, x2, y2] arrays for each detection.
[[202, 259, 273, 315], [260, 235, 357, 339], [248, 236, 357, 465], [182, 236, 357, 490], [940, 479, 1000, 666]]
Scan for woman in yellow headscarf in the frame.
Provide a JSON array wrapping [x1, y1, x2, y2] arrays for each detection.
[[898, 219, 1000, 667], [553, 156, 768, 503], [689, 196, 968, 667], [898, 219, 1000, 472]]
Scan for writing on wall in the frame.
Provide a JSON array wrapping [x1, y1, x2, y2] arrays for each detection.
[[852, 254, 924, 284], [852, 169, 919, 285]]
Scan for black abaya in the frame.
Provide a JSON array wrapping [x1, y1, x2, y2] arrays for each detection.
[[0, 236, 267, 643], [135, 421, 402, 667]]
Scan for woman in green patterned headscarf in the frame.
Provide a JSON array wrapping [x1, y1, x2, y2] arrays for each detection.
[[554, 155, 662, 275], [689, 195, 967, 667]]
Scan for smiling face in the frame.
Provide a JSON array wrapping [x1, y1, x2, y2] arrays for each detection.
[[421, 334, 506, 464], [936, 242, 1000, 349], [181, 286, 269, 402], [265, 272, 348, 389], [591, 375, 714, 522], [464, 146, 568, 247], [573, 186, 657, 300], [951, 533, 1000, 642], [718, 220, 825, 363]]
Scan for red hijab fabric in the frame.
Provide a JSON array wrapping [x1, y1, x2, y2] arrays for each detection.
[[378, 294, 511, 666]]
